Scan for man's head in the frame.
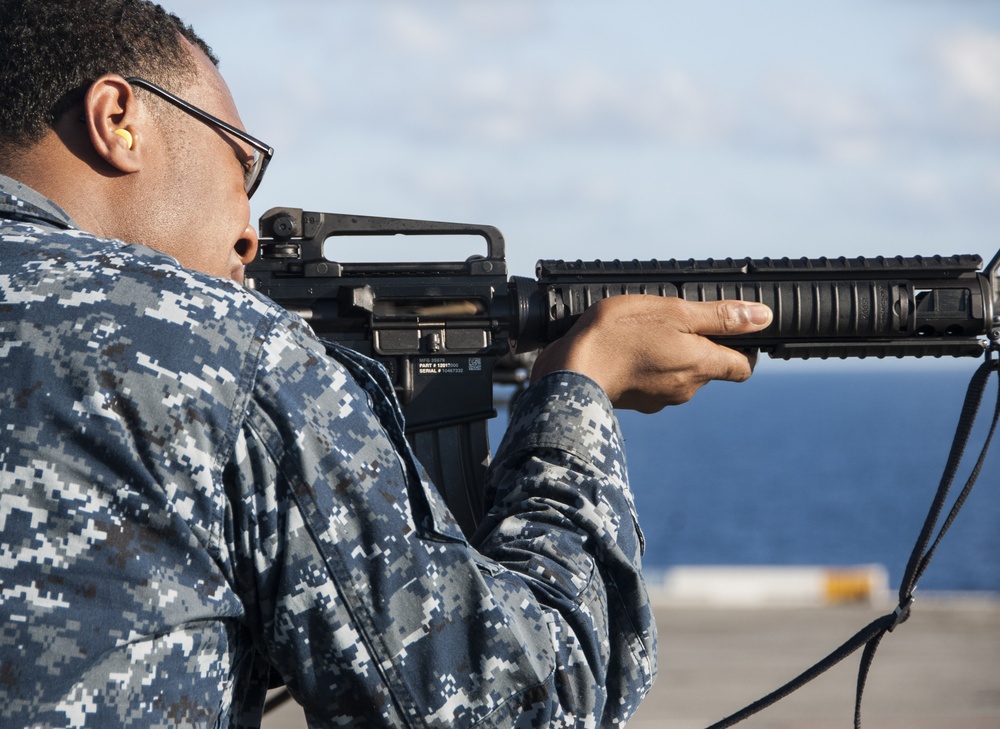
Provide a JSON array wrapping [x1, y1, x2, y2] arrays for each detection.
[[0, 0, 263, 281], [0, 0, 215, 152]]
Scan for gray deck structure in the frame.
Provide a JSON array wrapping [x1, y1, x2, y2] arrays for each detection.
[[262, 595, 1000, 728]]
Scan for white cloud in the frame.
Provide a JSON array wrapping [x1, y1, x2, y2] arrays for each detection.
[[454, 2, 545, 36], [636, 70, 736, 144], [377, 0, 544, 56], [379, 5, 457, 57], [883, 169, 955, 215], [753, 71, 891, 163], [370, 61, 733, 146], [928, 28, 1000, 135], [933, 29, 1000, 104]]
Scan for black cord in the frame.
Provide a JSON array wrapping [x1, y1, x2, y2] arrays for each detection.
[[705, 354, 1000, 729]]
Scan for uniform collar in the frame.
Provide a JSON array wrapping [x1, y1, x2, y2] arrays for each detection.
[[0, 173, 78, 229]]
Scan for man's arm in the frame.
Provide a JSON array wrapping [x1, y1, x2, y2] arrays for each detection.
[[231, 298, 769, 726], [231, 315, 641, 726], [476, 371, 654, 725]]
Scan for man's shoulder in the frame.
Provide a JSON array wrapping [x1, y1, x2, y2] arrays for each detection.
[[0, 218, 303, 382], [1, 217, 282, 319]]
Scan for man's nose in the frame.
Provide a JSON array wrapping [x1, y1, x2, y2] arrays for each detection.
[[234, 223, 259, 265]]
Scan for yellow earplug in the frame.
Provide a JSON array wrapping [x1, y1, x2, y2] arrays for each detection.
[[113, 128, 133, 149]]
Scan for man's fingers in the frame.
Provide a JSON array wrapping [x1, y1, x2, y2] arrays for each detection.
[[719, 301, 772, 333], [716, 345, 755, 383], [530, 295, 769, 412], [692, 338, 755, 385], [681, 299, 773, 336]]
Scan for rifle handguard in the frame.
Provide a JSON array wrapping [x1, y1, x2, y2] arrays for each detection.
[[512, 254, 1000, 359]]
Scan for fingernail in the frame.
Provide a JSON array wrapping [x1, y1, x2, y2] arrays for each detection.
[[747, 303, 772, 325]]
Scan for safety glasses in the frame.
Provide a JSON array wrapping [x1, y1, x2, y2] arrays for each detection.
[[125, 76, 273, 199]]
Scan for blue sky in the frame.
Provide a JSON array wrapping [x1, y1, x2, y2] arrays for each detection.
[[161, 1, 1000, 283]]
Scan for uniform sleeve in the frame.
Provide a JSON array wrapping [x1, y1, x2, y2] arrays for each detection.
[[225, 315, 657, 728]]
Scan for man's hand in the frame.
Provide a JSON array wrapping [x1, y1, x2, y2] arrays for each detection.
[[530, 295, 773, 413]]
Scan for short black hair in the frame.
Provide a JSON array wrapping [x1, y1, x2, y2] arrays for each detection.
[[0, 0, 219, 148]]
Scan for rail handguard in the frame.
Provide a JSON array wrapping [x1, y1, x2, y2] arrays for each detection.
[[246, 207, 1000, 536]]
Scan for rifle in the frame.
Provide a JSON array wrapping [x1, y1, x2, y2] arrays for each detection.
[[245, 207, 1000, 539]]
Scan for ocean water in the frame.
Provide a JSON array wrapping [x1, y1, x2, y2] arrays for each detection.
[[491, 360, 1000, 593]]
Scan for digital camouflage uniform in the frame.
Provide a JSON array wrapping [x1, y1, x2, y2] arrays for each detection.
[[0, 174, 656, 728]]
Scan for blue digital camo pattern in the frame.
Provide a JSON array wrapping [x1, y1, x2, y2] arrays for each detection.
[[0, 174, 656, 728]]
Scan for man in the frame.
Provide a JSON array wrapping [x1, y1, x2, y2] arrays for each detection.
[[0, 1, 772, 727]]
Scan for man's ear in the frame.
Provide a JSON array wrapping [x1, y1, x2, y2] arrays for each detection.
[[82, 75, 143, 174]]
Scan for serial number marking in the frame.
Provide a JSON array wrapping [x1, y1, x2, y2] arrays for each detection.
[[418, 358, 467, 375]]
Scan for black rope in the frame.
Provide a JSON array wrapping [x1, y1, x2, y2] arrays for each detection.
[[702, 613, 895, 729], [853, 355, 1000, 727], [705, 354, 1000, 729]]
